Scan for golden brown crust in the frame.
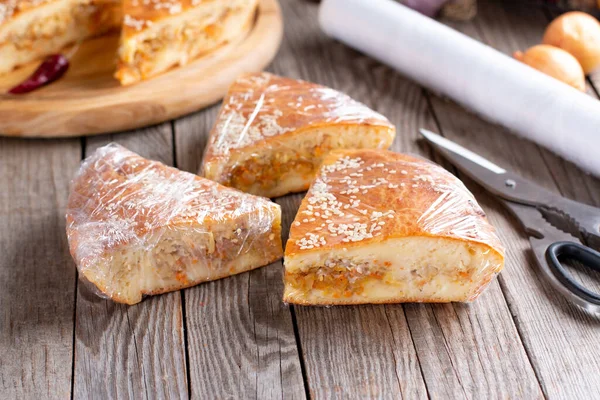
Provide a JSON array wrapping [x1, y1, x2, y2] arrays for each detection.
[[285, 149, 504, 258], [116, 0, 256, 85], [285, 295, 480, 306], [0, 0, 121, 73], [120, 0, 256, 37], [0, 0, 57, 25], [67, 143, 280, 253], [0, 0, 121, 33], [66, 144, 283, 302], [123, 0, 221, 36], [203, 72, 395, 164]]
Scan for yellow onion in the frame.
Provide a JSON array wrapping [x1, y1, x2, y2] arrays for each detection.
[[543, 11, 600, 74], [514, 45, 586, 91]]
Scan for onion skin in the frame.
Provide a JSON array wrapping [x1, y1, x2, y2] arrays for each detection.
[[543, 11, 600, 74], [402, 0, 448, 17], [514, 45, 586, 91]]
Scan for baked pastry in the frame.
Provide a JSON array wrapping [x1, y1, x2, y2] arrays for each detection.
[[283, 149, 504, 305], [202, 72, 396, 198], [0, 0, 256, 84], [115, 0, 257, 85], [66, 143, 282, 305], [0, 0, 121, 74]]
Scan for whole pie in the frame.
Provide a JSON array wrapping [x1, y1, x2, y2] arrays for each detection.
[[116, 0, 257, 85], [66, 143, 282, 304], [0, 0, 121, 75], [0, 0, 257, 84], [283, 149, 504, 305]]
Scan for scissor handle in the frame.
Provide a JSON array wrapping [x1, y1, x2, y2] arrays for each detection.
[[545, 241, 600, 306]]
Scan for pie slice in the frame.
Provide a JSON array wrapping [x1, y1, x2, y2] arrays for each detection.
[[201, 72, 396, 198], [283, 149, 504, 305], [115, 0, 257, 85], [66, 143, 282, 305], [0, 0, 121, 74]]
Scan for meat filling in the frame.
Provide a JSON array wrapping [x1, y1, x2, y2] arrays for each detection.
[[153, 225, 252, 285], [286, 258, 388, 299], [226, 144, 332, 192], [120, 8, 233, 79]]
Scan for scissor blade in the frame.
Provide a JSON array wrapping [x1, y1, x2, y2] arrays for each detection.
[[419, 129, 506, 174], [420, 129, 600, 251], [419, 129, 551, 206]]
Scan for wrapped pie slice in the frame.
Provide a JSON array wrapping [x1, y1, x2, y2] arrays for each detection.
[[66, 144, 283, 305], [283, 149, 504, 305], [201, 72, 396, 198]]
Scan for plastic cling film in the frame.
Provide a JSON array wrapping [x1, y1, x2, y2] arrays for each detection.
[[283, 149, 504, 305], [320, 0, 600, 177], [201, 72, 397, 198], [66, 144, 283, 305]]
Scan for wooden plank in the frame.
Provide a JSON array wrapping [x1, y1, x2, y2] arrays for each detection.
[[0, 138, 80, 399], [267, 0, 542, 398], [426, 2, 600, 397], [174, 108, 306, 398], [72, 124, 189, 399]]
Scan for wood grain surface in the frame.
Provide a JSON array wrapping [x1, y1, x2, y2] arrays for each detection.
[[1, 0, 600, 399], [0, 0, 282, 138], [72, 126, 189, 399], [0, 139, 80, 399]]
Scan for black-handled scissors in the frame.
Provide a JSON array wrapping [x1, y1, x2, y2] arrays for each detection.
[[420, 129, 600, 313]]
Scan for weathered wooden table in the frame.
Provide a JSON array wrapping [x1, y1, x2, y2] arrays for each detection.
[[2, 1, 600, 398]]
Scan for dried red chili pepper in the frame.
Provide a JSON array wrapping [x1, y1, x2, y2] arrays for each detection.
[[8, 54, 69, 95]]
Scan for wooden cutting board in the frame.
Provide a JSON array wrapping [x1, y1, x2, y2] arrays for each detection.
[[0, 0, 282, 137]]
